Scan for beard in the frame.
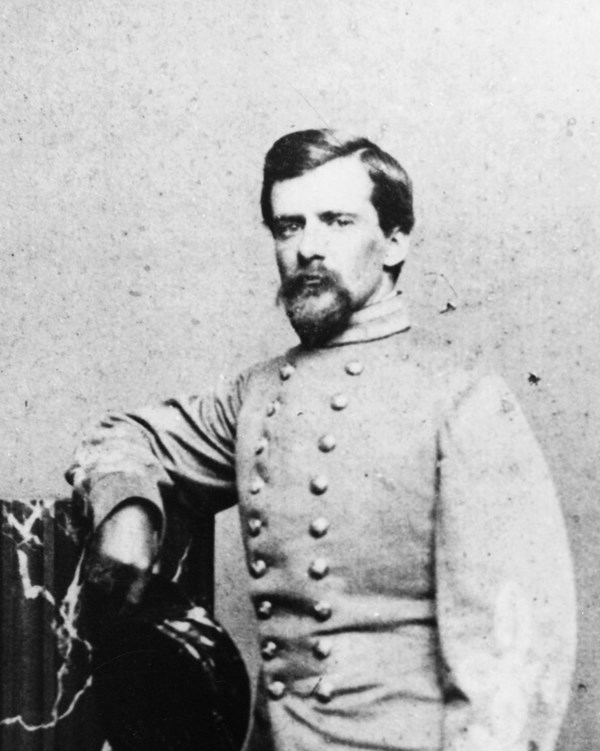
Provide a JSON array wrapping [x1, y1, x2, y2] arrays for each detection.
[[277, 269, 354, 348]]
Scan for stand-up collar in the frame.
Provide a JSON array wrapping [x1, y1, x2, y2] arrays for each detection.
[[322, 293, 410, 347]]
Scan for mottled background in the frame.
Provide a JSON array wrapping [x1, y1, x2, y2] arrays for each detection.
[[1, 0, 598, 747]]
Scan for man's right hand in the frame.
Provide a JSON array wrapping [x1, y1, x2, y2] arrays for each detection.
[[84, 500, 161, 615]]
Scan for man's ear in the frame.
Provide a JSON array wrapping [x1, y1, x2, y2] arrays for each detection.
[[383, 229, 410, 269]]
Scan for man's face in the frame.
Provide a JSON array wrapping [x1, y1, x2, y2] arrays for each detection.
[[271, 155, 407, 346]]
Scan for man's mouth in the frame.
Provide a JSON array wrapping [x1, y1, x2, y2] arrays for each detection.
[[277, 267, 343, 307], [276, 267, 353, 348], [302, 274, 326, 286], [292, 271, 330, 289]]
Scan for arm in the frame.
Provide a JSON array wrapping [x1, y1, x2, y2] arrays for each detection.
[[67, 376, 245, 607], [436, 374, 576, 751]]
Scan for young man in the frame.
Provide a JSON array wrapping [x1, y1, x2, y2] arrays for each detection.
[[69, 130, 576, 751]]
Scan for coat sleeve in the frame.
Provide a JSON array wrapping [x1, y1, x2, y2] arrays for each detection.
[[435, 373, 576, 751], [65, 374, 246, 529]]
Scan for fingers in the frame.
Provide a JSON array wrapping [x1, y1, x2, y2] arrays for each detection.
[[80, 505, 163, 646], [82, 557, 149, 626], [126, 566, 153, 607], [95, 502, 160, 571]]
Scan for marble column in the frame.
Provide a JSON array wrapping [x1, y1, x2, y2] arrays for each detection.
[[0, 496, 215, 751]]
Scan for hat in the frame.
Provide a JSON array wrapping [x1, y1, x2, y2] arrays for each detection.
[[85, 577, 250, 751]]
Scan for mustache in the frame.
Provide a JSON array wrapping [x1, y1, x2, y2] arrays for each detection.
[[275, 267, 353, 348], [276, 268, 343, 305]]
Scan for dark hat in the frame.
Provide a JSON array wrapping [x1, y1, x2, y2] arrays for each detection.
[[85, 577, 250, 751]]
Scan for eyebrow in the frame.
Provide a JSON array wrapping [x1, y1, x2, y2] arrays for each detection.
[[273, 211, 360, 227], [274, 211, 359, 221], [319, 211, 359, 221], [273, 214, 304, 224]]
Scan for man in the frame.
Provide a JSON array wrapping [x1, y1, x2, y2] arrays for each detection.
[[68, 129, 576, 751]]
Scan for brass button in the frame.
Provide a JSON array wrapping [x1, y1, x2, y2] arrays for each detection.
[[267, 681, 286, 700], [249, 477, 264, 495], [261, 640, 278, 660], [313, 601, 332, 621], [345, 360, 364, 376], [255, 437, 268, 455], [309, 517, 330, 538], [330, 393, 348, 411], [312, 639, 332, 660], [248, 517, 263, 537], [309, 558, 329, 579], [315, 680, 334, 703], [250, 559, 268, 578], [256, 600, 273, 619], [318, 434, 336, 452], [310, 474, 328, 495], [280, 363, 295, 380], [266, 402, 278, 417]]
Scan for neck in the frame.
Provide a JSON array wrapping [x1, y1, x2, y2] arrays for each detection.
[[303, 292, 410, 348]]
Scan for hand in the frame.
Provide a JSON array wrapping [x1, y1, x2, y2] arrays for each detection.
[[84, 500, 161, 614]]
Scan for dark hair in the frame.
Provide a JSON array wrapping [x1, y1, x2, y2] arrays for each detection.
[[261, 129, 414, 237]]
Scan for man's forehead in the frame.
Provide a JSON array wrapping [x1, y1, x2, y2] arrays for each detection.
[[271, 156, 374, 215]]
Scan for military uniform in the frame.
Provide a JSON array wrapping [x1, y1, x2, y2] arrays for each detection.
[[69, 295, 576, 751]]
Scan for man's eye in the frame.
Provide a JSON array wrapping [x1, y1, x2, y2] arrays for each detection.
[[275, 222, 300, 239], [325, 216, 354, 228]]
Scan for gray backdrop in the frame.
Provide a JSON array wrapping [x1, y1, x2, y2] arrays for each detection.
[[1, 1, 598, 748]]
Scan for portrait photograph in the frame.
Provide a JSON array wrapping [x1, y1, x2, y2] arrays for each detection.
[[0, 1, 598, 749]]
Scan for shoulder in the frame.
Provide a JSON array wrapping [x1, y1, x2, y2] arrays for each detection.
[[407, 325, 472, 373], [404, 326, 510, 412], [231, 351, 293, 398]]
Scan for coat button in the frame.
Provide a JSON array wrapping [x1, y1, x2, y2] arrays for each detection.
[[313, 601, 332, 621], [267, 681, 286, 700], [330, 393, 348, 411], [315, 680, 334, 703], [249, 477, 264, 494], [266, 402, 279, 417], [309, 517, 329, 538], [308, 558, 330, 579], [312, 638, 332, 660], [250, 559, 268, 578], [280, 363, 295, 380], [345, 360, 364, 376], [256, 600, 273, 619], [255, 437, 269, 455], [248, 517, 263, 537], [310, 474, 328, 495], [318, 434, 336, 452], [261, 640, 278, 660]]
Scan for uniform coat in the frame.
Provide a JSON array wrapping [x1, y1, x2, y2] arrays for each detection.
[[69, 295, 576, 751]]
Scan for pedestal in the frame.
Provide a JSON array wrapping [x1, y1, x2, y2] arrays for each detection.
[[0, 497, 216, 750]]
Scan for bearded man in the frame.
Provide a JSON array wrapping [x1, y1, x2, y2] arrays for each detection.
[[68, 129, 576, 751]]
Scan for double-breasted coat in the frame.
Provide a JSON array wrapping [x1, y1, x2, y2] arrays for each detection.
[[69, 295, 576, 751]]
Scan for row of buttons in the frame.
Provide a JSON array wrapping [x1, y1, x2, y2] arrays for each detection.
[[252, 357, 368, 612], [261, 637, 332, 662], [279, 360, 363, 380], [267, 358, 363, 416], [249, 555, 329, 580], [255, 598, 333, 622], [255, 360, 364, 498], [254, 358, 366, 706], [266, 678, 335, 703], [247, 515, 329, 540], [253, 431, 332, 460], [265, 392, 348, 418]]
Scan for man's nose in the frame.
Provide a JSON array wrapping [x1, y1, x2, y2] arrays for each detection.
[[297, 224, 325, 265]]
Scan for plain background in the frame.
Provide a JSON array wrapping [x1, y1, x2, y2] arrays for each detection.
[[1, 1, 598, 747]]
